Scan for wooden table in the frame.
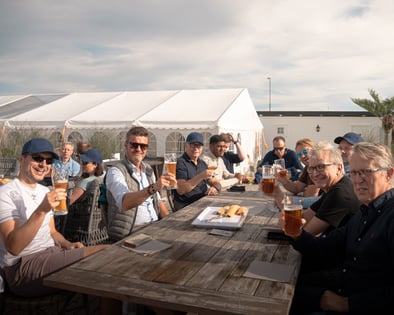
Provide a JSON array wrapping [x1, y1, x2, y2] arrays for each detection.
[[44, 185, 301, 315]]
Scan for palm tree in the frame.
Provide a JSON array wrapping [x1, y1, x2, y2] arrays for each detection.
[[351, 89, 394, 146]]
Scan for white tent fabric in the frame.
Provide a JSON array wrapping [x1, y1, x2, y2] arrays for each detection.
[[0, 88, 264, 163]]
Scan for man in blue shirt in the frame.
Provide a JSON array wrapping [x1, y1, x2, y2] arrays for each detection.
[[52, 142, 81, 176], [255, 136, 303, 182], [173, 132, 218, 211]]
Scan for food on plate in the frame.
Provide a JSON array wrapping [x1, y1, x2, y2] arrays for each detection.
[[235, 206, 248, 216], [216, 205, 248, 217], [217, 205, 230, 215]]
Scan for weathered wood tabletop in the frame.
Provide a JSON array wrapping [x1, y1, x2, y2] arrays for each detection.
[[44, 184, 301, 315]]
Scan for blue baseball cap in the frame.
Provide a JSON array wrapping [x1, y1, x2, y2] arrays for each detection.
[[21, 138, 59, 159], [80, 149, 103, 164], [334, 132, 364, 145], [186, 132, 204, 145]]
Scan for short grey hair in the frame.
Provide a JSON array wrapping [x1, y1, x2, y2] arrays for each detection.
[[62, 141, 74, 149], [309, 140, 344, 174], [351, 142, 393, 169]]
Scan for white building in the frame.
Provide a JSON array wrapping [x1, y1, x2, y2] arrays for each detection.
[[257, 111, 382, 155]]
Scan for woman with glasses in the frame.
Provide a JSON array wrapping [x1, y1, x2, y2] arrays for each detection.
[[285, 142, 394, 314], [68, 149, 104, 205]]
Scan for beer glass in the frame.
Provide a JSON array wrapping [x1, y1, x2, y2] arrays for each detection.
[[283, 195, 303, 237], [273, 159, 285, 177], [51, 166, 68, 215], [262, 165, 275, 193], [274, 158, 285, 169], [207, 160, 218, 178], [164, 153, 177, 189]]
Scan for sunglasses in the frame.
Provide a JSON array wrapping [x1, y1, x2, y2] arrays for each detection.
[[296, 149, 309, 158], [31, 154, 54, 165], [274, 147, 285, 151], [129, 142, 149, 151]]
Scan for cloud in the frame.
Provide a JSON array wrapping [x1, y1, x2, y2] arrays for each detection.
[[0, 0, 393, 111]]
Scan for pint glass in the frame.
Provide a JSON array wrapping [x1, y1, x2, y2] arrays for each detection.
[[164, 153, 177, 189], [283, 195, 303, 237], [51, 166, 68, 215], [262, 165, 275, 193]]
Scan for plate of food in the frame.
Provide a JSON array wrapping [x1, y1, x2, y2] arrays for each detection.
[[191, 205, 248, 230]]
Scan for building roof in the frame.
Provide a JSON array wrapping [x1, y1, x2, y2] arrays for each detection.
[[257, 110, 375, 117]]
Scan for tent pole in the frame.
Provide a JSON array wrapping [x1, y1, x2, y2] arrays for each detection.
[[0, 123, 8, 149], [61, 124, 68, 143]]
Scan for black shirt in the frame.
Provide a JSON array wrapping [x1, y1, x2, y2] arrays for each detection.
[[173, 153, 208, 211], [292, 188, 394, 314]]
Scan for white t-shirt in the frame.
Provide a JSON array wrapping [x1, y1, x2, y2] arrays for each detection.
[[0, 179, 55, 267]]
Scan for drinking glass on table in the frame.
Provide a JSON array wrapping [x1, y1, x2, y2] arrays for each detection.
[[244, 166, 255, 184], [261, 165, 275, 193], [51, 166, 68, 215], [261, 165, 279, 212], [164, 153, 177, 189]]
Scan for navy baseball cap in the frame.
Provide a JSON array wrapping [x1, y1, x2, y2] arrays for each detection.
[[334, 132, 364, 145], [80, 149, 103, 164], [186, 132, 204, 145], [21, 138, 59, 159]]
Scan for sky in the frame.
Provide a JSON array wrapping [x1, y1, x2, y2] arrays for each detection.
[[0, 0, 393, 111]]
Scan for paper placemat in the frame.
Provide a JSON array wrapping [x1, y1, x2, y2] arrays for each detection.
[[243, 260, 294, 283]]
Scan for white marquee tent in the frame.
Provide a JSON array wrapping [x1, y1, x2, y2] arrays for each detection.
[[0, 88, 264, 164]]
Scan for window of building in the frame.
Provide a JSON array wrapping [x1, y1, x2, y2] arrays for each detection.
[[165, 132, 185, 156]]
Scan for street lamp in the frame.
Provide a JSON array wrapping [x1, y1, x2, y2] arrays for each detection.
[[267, 77, 271, 111]]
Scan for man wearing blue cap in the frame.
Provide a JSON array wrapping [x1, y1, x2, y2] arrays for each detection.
[[334, 132, 365, 175], [173, 132, 218, 210], [0, 138, 108, 298]]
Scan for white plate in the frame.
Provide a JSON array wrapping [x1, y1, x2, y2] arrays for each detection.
[[191, 206, 246, 230]]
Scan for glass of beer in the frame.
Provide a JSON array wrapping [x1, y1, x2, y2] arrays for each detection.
[[262, 165, 275, 193], [207, 160, 218, 178], [283, 195, 303, 237], [51, 166, 68, 215], [164, 153, 177, 189]]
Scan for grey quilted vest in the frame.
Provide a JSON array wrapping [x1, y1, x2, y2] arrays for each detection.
[[106, 159, 159, 242]]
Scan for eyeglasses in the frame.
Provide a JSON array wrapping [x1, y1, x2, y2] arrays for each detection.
[[349, 168, 387, 179], [129, 142, 149, 151], [188, 143, 203, 149], [82, 161, 93, 165], [296, 149, 309, 158], [274, 147, 285, 151], [31, 154, 54, 165], [307, 163, 335, 174]]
